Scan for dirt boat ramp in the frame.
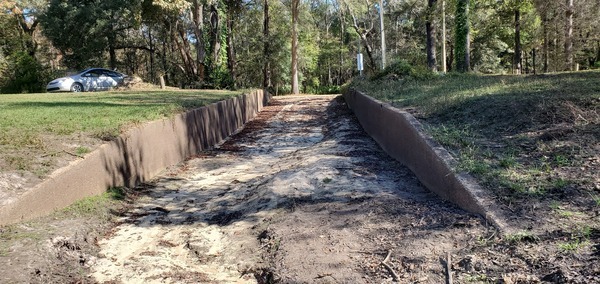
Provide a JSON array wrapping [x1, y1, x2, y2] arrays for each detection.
[[81, 95, 487, 283], [15, 95, 585, 283]]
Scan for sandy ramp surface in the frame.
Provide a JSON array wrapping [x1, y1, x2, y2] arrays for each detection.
[[90, 95, 485, 283]]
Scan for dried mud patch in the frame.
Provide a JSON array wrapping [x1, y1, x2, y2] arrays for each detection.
[[1, 215, 117, 284]]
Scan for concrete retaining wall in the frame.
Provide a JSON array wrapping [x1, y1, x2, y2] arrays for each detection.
[[343, 89, 508, 232], [0, 90, 271, 225]]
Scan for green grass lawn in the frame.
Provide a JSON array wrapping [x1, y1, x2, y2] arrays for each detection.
[[350, 71, 600, 129], [349, 70, 599, 220], [0, 89, 240, 175], [0, 90, 239, 146]]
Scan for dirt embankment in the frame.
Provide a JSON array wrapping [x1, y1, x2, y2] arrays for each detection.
[[2, 95, 598, 283]]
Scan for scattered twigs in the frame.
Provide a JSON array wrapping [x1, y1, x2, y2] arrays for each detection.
[[486, 228, 498, 242], [315, 272, 334, 279], [381, 250, 400, 282], [446, 252, 453, 284], [41, 150, 84, 159], [63, 150, 85, 159]]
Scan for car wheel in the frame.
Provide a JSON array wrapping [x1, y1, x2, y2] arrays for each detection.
[[70, 83, 83, 92]]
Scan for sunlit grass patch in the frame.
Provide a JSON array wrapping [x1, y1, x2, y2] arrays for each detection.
[[0, 89, 240, 173], [504, 231, 539, 244], [350, 71, 599, 206], [558, 226, 593, 253], [0, 90, 238, 148], [558, 239, 591, 252], [61, 188, 127, 219]]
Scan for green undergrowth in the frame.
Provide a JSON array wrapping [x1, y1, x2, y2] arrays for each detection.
[[350, 70, 600, 215]]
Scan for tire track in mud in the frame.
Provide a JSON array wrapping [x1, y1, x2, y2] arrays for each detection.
[[90, 95, 487, 283]]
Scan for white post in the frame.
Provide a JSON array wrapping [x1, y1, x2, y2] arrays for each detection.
[[357, 53, 364, 76]]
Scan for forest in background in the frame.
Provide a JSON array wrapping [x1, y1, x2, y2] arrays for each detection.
[[1, 0, 599, 94]]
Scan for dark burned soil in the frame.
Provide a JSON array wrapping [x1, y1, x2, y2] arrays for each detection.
[[1, 95, 599, 283]]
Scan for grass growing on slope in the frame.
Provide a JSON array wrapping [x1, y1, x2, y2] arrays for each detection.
[[0, 90, 238, 145], [349, 70, 600, 229], [0, 89, 239, 175]]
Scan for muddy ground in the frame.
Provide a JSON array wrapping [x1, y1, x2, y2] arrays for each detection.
[[1, 95, 599, 283]]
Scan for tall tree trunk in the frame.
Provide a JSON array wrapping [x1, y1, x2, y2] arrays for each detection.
[[394, 17, 399, 54], [175, 23, 197, 81], [163, 31, 169, 85], [359, 33, 376, 73], [338, 8, 345, 85], [426, 0, 438, 72], [349, 14, 376, 73], [108, 32, 117, 70], [148, 26, 155, 82], [345, 2, 377, 73], [263, 0, 271, 89], [191, 0, 205, 81], [524, 49, 528, 74], [11, 5, 39, 56], [532, 48, 536, 74], [291, 0, 300, 94], [542, 10, 549, 73], [209, 4, 221, 71], [325, 0, 333, 85], [514, 8, 522, 75], [379, 0, 386, 69], [448, 41, 454, 71], [596, 41, 600, 66], [226, 8, 237, 89], [174, 32, 191, 77], [554, 19, 559, 72], [564, 0, 574, 71], [454, 0, 470, 72], [441, 0, 447, 73]]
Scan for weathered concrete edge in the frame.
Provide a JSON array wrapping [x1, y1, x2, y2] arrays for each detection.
[[0, 90, 271, 226], [343, 89, 511, 233]]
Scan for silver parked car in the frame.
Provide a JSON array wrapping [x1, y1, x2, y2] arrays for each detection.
[[46, 68, 127, 92]]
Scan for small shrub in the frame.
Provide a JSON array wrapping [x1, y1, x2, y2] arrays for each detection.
[[371, 60, 430, 81], [315, 85, 341, 94], [409, 65, 436, 80], [0, 51, 51, 94]]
